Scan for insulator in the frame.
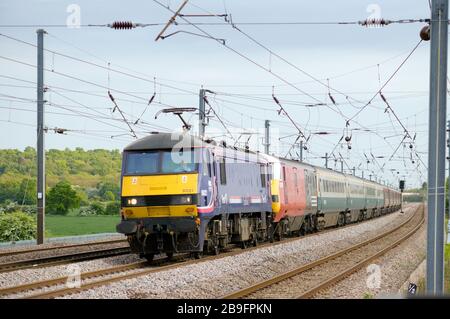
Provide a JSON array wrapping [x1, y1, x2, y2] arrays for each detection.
[[348, 145, 352, 150], [110, 21, 135, 29], [409, 144, 413, 149], [359, 18, 391, 27], [272, 95, 280, 105], [328, 93, 336, 105], [148, 94, 155, 105], [420, 26, 430, 41], [345, 136, 351, 142]]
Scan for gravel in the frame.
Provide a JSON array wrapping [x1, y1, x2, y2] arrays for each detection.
[[0, 253, 141, 294], [0, 234, 124, 252], [0, 241, 129, 265], [56, 204, 419, 299], [314, 206, 426, 299]]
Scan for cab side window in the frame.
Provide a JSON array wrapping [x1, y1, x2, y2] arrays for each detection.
[[219, 157, 227, 185]]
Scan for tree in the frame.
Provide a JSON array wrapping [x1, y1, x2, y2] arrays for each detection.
[[105, 201, 120, 215], [18, 178, 36, 205], [47, 181, 81, 215], [97, 181, 120, 201]]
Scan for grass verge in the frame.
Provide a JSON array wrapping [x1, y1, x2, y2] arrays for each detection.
[[45, 215, 120, 237]]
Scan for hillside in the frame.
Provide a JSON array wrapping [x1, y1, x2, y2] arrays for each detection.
[[0, 147, 122, 205]]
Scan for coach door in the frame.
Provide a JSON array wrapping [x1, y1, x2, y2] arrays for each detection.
[[304, 170, 311, 210], [283, 166, 289, 204]]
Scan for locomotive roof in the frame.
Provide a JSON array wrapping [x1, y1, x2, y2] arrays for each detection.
[[124, 132, 210, 151], [124, 133, 399, 192], [124, 132, 259, 155]]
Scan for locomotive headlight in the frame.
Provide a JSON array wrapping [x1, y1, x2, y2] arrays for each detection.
[[128, 198, 138, 205], [179, 196, 192, 204]]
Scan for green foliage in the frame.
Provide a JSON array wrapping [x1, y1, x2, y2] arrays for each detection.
[[77, 206, 97, 217], [363, 292, 373, 299], [88, 202, 105, 215], [97, 181, 120, 201], [0, 211, 36, 242], [0, 200, 19, 213], [0, 148, 122, 220], [105, 201, 121, 216], [47, 181, 81, 215], [18, 178, 36, 205], [0, 176, 20, 204]]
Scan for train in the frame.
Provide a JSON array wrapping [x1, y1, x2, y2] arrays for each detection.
[[116, 132, 402, 261]]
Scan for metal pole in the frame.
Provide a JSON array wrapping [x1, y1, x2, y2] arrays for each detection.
[[427, 0, 448, 295], [299, 140, 303, 162], [36, 29, 46, 245], [340, 160, 343, 173], [362, 171, 364, 179], [447, 120, 450, 217], [199, 89, 206, 138], [353, 167, 356, 176], [264, 120, 270, 154], [325, 153, 328, 168]]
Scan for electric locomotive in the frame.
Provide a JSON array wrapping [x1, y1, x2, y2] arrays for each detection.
[[116, 132, 273, 261]]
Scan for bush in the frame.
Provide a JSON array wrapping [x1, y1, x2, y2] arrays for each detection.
[[47, 181, 81, 215], [89, 202, 105, 215], [77, 206, 97, 216], [0, 200, 19, 213], [0, 211, 36, 242], [105, 201, 120, 215]]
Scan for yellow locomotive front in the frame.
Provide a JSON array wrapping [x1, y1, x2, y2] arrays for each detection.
[[116, 133, 206, 261]]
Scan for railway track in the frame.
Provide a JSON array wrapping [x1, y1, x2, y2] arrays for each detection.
[[0, 206, 413, 299], [222, 204, 424, 299], [0, 238, 126, 258], [0, 246, 131, 273]]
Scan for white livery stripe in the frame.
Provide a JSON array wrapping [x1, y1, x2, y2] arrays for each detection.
[[229, 198, 242, 204]]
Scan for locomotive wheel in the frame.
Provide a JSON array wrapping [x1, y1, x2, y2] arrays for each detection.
[[144, 253, 155, 262], [241, 241, 247, 249], [166, 252, 174, 260], [337, 213, 345, 227], [193, 252, 203, 259], [213, 245, 220, 255]]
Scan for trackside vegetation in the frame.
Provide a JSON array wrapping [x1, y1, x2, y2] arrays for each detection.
[[0, 147, 122, 241]]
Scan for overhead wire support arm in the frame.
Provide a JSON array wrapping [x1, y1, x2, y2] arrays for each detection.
[[155, 0, 189, 41], [272, 93, 307, 140], [160, 30, 225, 44], [202, 94, 235, 141], [107, 91, 138, 138]]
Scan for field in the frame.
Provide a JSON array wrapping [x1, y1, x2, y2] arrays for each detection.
[[45, 215, 120, 237]]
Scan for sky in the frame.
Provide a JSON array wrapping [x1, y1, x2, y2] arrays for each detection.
[[0, 0, 436, 188]]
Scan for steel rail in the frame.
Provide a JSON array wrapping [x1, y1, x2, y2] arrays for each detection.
[[18, 206, 413, 299], [221, 204, 423, 299], [0, 261, 146, 297], [297, 212, 424, 298], [0, 246, 130, 273], [0, 239, 126, 258]]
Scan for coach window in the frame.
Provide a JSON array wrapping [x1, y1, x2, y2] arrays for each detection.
[[219, 157, 227, 185], [260, 165, 267, 188], [203, 150, 211, 177]]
